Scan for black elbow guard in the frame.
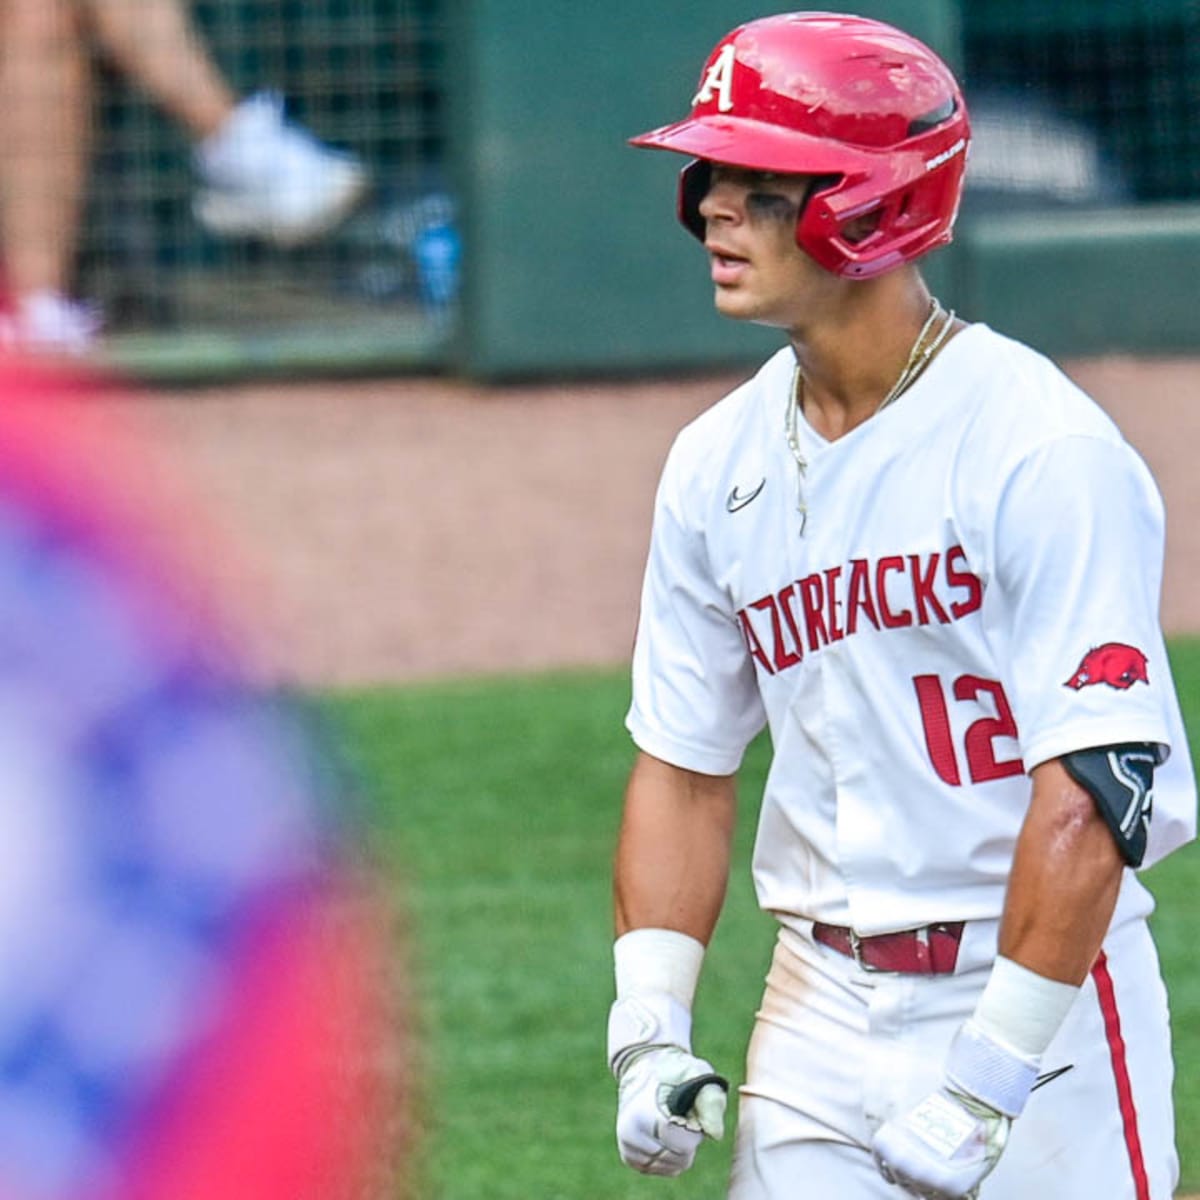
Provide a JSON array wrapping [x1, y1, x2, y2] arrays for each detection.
[[1060, 743, 1160, 867]]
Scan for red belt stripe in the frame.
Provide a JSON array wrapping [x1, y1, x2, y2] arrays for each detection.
[[1092, 950, 1151, 1200]]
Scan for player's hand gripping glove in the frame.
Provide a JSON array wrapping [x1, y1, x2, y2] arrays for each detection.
[[609, 994, 729, 1175], [870, 957, 1080, 1200], [870, 1019, 1029, 1199], [607, 929, 729, 1176]]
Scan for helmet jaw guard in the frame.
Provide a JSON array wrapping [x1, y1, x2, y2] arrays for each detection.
[[796, 141, 967, 278], [635, 13, 970, 279]]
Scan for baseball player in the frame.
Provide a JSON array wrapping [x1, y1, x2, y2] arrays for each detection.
[[606, 12, 1197, 1199]]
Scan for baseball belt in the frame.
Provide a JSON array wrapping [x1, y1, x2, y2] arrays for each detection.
[[812, 921, 965, 974]]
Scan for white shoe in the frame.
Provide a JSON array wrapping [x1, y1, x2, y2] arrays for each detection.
[[0, 290, 101, 357], [194, 92, 368, 247]]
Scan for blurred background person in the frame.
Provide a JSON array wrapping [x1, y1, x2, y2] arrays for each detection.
[[0, 0, 368, 356], [0, 360, 399, 1198]]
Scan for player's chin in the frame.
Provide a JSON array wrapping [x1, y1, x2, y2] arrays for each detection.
[[712, 288, 787, 327], [713, 287, 765, 321]]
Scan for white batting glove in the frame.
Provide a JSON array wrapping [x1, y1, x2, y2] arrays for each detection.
[[871, 1085, 1009, 1199], [608, 992, 729, 1176], [871, 1018, 1039, 1199]]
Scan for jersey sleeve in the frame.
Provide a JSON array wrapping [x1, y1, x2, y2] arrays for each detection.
[[626, 444, 766, 776], [989, 434, 1175, 767]]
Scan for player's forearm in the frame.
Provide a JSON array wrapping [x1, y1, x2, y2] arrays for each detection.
[[614, 751, 737, 944], [608, 754, 736, 1176], [874, 762, 1127, 1191], [997, 758, 1125, 985]]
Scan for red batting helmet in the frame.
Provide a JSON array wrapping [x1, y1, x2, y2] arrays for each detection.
[[629, 12, 970, 279]]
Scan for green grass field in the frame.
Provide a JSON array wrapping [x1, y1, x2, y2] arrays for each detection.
[[330, 638, 1200, 1198]]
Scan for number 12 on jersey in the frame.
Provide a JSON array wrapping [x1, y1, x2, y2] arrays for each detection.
[[913, 673, 1024, 786]]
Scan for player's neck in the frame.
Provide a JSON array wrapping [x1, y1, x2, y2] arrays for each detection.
[[789, 278, 946, 441]]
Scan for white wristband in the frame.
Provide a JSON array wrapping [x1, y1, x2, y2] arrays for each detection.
[[945, 1020, 1039, 1118], [613, 928, 705, 1009], [973, 955, 1080, 1060]]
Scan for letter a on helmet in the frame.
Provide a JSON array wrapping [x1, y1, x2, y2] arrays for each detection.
[[691, 43, 736, 112], [630, 13, 971, 279]]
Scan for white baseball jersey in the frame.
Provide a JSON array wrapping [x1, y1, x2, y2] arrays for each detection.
[[627, 323, 1196, 936]]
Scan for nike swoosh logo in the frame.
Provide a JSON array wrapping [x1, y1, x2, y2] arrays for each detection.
[[726, 479, 766, 513], [1031, 1064, 1074, 1092]]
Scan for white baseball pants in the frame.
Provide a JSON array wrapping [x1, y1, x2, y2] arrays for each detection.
[[728, 916, 1178, 1199]]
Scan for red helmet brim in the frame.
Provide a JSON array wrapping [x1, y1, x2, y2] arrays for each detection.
[[629, 115, 877, 178]]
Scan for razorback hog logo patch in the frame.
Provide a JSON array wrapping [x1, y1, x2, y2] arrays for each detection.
[[1064, 642, 1149, 691]]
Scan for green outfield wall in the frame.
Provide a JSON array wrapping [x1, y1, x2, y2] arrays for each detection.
[[957, 208, 1200, 358]]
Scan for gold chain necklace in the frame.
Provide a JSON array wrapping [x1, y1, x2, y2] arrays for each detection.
[[784, 299, 956, 535]]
